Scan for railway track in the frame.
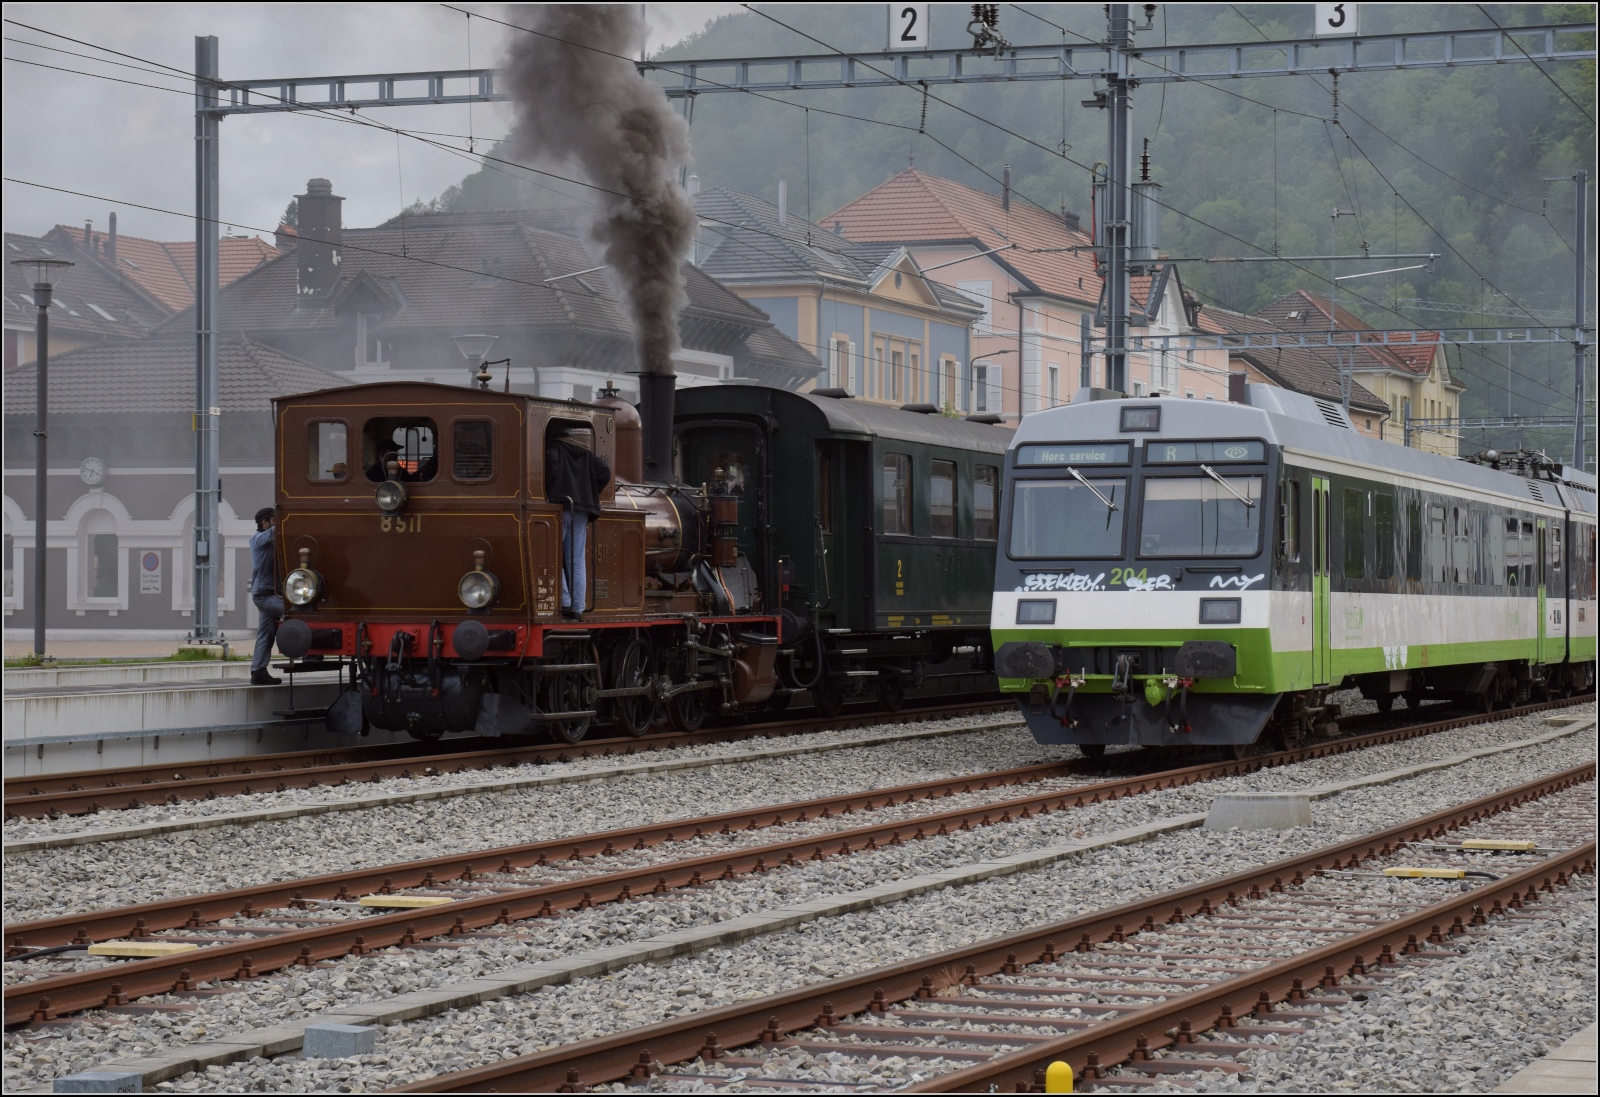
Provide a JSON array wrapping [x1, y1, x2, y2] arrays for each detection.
[[391, 763, 1595, 1093], [3, 696, 1584, 1029], [3, 698, 1010, 820]]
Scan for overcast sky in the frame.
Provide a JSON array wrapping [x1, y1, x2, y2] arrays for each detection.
[[2, 3, 741, 245]]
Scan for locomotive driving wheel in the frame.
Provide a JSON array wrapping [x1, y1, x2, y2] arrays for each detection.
[[667, 688, 709, 733], [542, 670, 595, 744], [610, 635, 659, 738]]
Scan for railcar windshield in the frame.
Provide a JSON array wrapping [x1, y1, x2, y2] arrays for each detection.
[[1009, 478, 1126, 558], [1139, 475, 1263, 557]]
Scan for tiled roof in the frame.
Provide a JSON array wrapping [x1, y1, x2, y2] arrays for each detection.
[[1201, 304, 1389, 415], [153, 208, 818, 385], [45, 225, 279, 312], [693, 188, 983, 317], [3, 335, 343, 416], [1256, 289, 1441, 378], [823, 169, 1099, 306], [4, 232, 168, 343]]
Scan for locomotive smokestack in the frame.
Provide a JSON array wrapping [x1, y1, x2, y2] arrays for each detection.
[[502, 5, 697, 482]]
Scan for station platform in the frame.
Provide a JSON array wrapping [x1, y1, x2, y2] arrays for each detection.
[[2, 661, 410, 778], [1494, 1023, 1597, 1094]]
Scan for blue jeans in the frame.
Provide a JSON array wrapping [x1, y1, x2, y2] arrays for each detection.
[[560, 511, 588, 612], [252, 593, 284, 672]]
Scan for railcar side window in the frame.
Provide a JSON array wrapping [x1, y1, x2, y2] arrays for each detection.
[[1011, 479, 1125, 558], [1405, 500, 1424, 581], [1343, 489, 1366, 579], [364, 418, 437, 482], [1505, 518, 1523, 587], [1484, 514, 1502, 586], [930, 460, 957, 538], [452, 421, 494, 480], [308, 421, 349, 482], [974, 466, 998, 540], [882, 454, 912, 535], [1373, 493, 1395, 581], [1522, 521, 1536, 587], [1428, 506, 1447, 583], [1140, 476, 1262, 558], [1549, 525, 1563, 583], [1277, 479, 1300, 562]]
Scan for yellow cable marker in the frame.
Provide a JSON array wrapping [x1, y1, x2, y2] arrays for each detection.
[[357, 895, 454, 909], [1045, 1060, 1074, 1093], [86, 941, 199, 958], [1460, 839, 1537, 851], [1383, 867, 1466, 879]]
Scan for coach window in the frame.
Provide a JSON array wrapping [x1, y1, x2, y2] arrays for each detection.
[[1343, 489, 1366, 579], [882, 454, 912, 535], [1428, 505, 1447, 583], [453, 420, 494, 481], [1373, 493, 1395, 581], [1277, 479, 1300, 562], [1451, 508, 1472, 584], [1405, 499, 1424, 581], [364, 418, 437, 482], [308, 420, 349, 482], [974, 466, 998, 540], [930, 460, 957, 537]]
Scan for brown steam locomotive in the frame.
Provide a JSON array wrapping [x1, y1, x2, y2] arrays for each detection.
[[272, 380, 780, 741]]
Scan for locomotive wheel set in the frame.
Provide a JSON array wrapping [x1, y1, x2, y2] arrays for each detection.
[[991, 385, 1598, 752], [271, 383, 1008, 742]]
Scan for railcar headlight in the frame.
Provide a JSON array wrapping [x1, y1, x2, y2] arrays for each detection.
[[285, 568, 321, 606], [375, 480, 407, 512], [458, 550, 499, 610]]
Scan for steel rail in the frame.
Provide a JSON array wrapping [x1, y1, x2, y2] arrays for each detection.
[[5, 698, 1577, 954], [387, 763, 1594, 1092], [4, 699, 1009, 818], [5, 701, 1585, 1026]]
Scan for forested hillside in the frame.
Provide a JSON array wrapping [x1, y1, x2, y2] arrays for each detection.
[[426, 4, 1595, 459]]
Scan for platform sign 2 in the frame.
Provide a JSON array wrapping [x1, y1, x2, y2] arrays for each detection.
[[1314, 3, 1359, 36], [140, 550, 162, 594], [888, 3, 930, 50]]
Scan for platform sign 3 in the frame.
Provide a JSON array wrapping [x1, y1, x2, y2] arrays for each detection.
[[1314, 3, 1359, 36], [888, 3, 930, 50]]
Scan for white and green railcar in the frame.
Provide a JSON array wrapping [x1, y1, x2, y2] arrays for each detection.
[[991, 385, 1597, 751]]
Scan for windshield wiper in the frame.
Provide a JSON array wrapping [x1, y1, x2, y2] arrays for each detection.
[[1199, 464, 1255, 508], [1066, 466, 1117, 511]]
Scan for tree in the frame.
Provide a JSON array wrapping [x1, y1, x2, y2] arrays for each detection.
[[280, 198, 298, 229]]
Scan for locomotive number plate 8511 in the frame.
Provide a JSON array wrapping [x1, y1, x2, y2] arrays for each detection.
[[380, 515, 423, 534]]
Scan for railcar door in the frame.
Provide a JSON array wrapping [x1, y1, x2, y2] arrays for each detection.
[[1312, 476, 1332, 685], [1536, 518, 1566, 666]]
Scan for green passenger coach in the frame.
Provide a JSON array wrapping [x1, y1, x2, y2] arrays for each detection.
[[675, 385, 1011, 715], [991, 385, 1597, 753]]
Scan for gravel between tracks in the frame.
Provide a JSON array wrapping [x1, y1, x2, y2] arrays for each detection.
[[2, 713, 1590, 1092]]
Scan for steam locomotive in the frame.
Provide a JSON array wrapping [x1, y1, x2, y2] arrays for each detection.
[[272, 381, 1007, 740]]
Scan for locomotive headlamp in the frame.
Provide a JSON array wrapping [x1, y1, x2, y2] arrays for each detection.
[[458, 550, 499, 610], [285, 548, 321, 606], [375, 479, 407, 513]]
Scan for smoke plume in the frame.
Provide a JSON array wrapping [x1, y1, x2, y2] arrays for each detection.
[[503, 5, 696, 376]]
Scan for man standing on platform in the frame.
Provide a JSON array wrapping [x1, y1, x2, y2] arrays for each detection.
[[249, 506, 282, 685]]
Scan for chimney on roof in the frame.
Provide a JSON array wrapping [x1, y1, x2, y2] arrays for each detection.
[[1062, 208, 1081, 233], [295, 178, 343, 301], [777, 180, 787, 226], [84, 220, 92, 248], [1002, 165, 1011, 213], [107, 212, 117, 265], [274, 223, 298, 252], [686, 173, 700, 196], [1228, 373, 1248, 404]]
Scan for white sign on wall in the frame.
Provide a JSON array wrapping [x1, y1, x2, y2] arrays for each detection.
[[1314, 3, 1359, 36], [140, 550, 162, 594], [888, 3, 930, 50]]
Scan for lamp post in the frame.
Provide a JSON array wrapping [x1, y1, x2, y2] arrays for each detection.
[[11, 257, 74, 658], [452, 333, 511, 391]]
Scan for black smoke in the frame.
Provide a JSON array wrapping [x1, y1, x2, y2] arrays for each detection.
[[502, 5, 695, 377]]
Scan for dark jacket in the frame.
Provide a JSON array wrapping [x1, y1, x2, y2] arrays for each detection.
[[545, 437, 611, 518]]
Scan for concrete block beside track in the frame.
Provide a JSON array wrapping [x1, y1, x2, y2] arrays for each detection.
[[302, 1023, 376, 1059], [51, 1071, 142, 1093]]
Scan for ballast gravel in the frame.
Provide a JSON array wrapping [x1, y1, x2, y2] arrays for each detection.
[[0, 699, 1550, 926], [3, 714, 1589, 1092]]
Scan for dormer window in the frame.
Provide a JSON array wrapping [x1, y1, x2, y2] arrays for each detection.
[[356, 312, 390, 369]]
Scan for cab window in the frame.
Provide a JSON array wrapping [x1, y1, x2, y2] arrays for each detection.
[[308, 420, 348, 482], [364, 417, 437, 482]]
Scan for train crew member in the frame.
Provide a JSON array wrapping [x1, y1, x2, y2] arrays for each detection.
[[249, 506, 283, 685], [545, 426, 611, 620], [367, 441, 401, 482]]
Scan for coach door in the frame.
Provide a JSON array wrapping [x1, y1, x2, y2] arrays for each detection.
[[1312, 476, 1333, 685]]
